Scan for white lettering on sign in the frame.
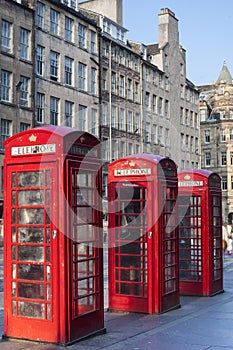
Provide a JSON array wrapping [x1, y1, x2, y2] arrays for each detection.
[[11, 144, 56, 156], [114, 168, 151, 176], [178, 181, 204, 187]]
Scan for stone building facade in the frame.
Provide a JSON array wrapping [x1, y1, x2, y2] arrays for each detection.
[[199, 61, 233, 223], [0, 0, 200, 210]]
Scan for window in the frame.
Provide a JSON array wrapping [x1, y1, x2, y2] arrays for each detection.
[[221, 152, 227, 166], [112, 140, 117, 161], [20, 123, 30, 132], [119, 141, 125, 158], [230, 152, 233, 165], [126, 53, 131, 68], [1, 20, 12, 53], [36, 46, 44, 76], [180, 107, 183, 124], [159, 126, 163, 144], [1, 70, 11, 102], [190, 136, 194, 152], [134, 82, 139, 102], [119, 75, 125, 97], [180, 133, 184, 150], [119, 49, 124, 64], [20, 28, 30, 60], [134, 57, 139, 71], [185, 135, 189, 150], [221, 129, 226, 142], [159, 73, 163, 87], [119, 108, 125, 130], [50, 51, 59, 80], [102, 139, 108, 162], [194, 113, 198, 128], [127, 110, 133, 132], [65, 57, 73, 86], [65, 17, 73, 42], [103, 19, 111, 34], [145, 122, 150, 143], [102, 40, 108, 57], [135, 113, 140, 133], [111, 105, 117, 128], [159, 97, 163, 116], [78, 105, 87, 130], [165, 128, 169, 147], [102, 68, 107, 91], [145, 92, 150, 109], [190, 111, 193, 127], [19, 76, 29, 107], [50, 97, 59, 125], [91, 108, 98, 135], [0, 119, 11, 151], [230, 129, 233, 141], [50, 9, 59, 35], [180, 84, 184, 98], [165, 76, 169, 91], [205, 152, 211, 167], [152, 125, 157, 143], [65, 100, 73, 127], [78, 24, 86, 49], [36, 93, 45, 124], [152, 71, 156, 85], [78, 63, 86, 90], [102, 103, 108, 125], [200, 109, 206, 122], [145, 67, 150, 82], [165, 100, 169, 118], [90, 31, 96, 53], [111, 72, 116, 94], [204, 130, 210, 143], [222, 176, 227, 191], [91, 68, 97, 94], [37, 2, 45, 29], [231, 176, 233, 190], [111, 45, 116, 61], [185, 109, 189, 125], [127, 79, 132, 100], [230, 111, 233, 119]]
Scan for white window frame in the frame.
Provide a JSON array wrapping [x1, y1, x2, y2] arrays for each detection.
[[0, 119, 11, 151], [1, 20, 12, 53], [20, 28, 30, 60], [19, 76, 30, 107], [78, 63, 87, 91], [36, 92, 45, 124], [78, 24, 86, 49], [36, 46, 44, 76], [50, 8, 59, 35], [50, 96, 59, 125], [1, 70, 11, 102], [65, 56, 73, 86]]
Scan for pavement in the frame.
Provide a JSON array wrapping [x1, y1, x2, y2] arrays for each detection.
[[1, 247, 233, 349]]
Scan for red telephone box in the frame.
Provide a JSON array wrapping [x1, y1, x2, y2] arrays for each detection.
[[3, 126, 105, 344], [108, 154, 180, 314], [178, 170, 223, 296]]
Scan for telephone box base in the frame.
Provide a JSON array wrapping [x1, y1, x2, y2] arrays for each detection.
[[2, 327, 107, 347]]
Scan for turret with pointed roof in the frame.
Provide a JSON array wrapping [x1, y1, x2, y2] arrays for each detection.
[[216, 60, 233, 85]]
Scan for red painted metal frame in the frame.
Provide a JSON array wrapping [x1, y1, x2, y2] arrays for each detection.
[[108, 154, 180, 314], [3, 126, 105, 344], [178, 169, 223, 296]]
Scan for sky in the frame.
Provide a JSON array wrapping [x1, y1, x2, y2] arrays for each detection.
[[122, 0, 233, 86]]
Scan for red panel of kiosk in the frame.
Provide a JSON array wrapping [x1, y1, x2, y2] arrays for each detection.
[[178, 169, 223, 296], [3, 126, 105, 345], [108, 154, 180, 314]]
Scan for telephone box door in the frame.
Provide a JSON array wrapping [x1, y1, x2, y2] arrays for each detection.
[[108, 181, 153, 314], [4, 163, 59, 342], [67, 161, 104, 341]]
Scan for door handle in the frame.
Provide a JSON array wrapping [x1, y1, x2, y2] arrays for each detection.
[[148, 231, 152, 239], [52, 230, 57, 239]]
